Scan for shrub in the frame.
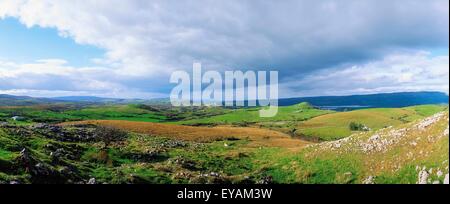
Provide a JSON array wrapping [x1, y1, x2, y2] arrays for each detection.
[[95, 126, 128, 149], [349, 122, 369, 131]]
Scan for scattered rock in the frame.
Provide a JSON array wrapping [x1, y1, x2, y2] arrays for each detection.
[[417, 170, 430, 184], [416, 112, 445, 130], [58, 166, 72, 175], [32, 123, 47, 129], [125, 151, 162, 163], [363, 176, 375, 184], [9, 181, 20, 185], [210, 172, 220, 177], [32, 163, 53, 176], [50, 148, 67, 162], [190, 172, 230, 184], [256, 176, 273, 184], [316, 112, 450, 155], [437, 170, 443, 178], [169, 156, 197, 170], [160, 140, 187, 148], [174, 172, 192, 180], [87, 178, 96, 184], [333, 143, 341, 149], [369, 134, 380, 141], [3, 124, 98, 142]]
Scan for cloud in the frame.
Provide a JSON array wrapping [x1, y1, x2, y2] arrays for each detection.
[[0, 0, 448, 98], [0, 59, 166, 98], [280, 52, 449, 97]]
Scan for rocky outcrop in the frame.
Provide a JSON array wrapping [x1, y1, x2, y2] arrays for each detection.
[[417, 169, 430, 184], [308, 112, 449, 184], [315, 112, 448, 155], [363, 176, 375, 184], [2, 123, 99, 142]]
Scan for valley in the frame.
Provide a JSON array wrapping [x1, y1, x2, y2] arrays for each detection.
[[0, 93, 449, 184]]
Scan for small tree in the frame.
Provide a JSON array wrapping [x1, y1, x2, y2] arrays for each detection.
[[95, 126, 128, 149], [349, 122, 359, 131], [349, 122, 369, 131]]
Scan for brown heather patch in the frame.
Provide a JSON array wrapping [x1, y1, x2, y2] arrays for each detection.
[[60, 120, 311, 149]]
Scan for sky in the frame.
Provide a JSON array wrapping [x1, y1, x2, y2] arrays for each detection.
[[0, 0, 449, 99]]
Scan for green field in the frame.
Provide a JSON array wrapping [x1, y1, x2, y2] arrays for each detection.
[[0, 104, 166, 123], [0, 103, 448, 184], [63, 105, 167, 122], [1, 105, 448, 184], [173, 104, 447, 141], [175, 102, 333, 126], [1, 103, 447, 142]]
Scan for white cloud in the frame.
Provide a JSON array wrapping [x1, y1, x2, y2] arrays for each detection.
[[0, 59, 166, 98], [281, 52, 449, 97], [0, 0, 448, 98]]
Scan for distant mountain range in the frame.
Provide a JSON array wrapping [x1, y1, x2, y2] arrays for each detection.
[[0, 94, 61, 106], [278, 92, 449, 110], [0, 94, 158, 106], [51, 96, 148, 104], [1, 91, 448, 108]]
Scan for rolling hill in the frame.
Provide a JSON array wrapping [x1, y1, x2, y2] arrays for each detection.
[[296, 105, 448, 141], [51, 96, 148, 104], [175, 102, 333, 126], [2, 109, 447, 184], [299, 111, 449, 184], [0, 104, 167, 124], [0, 94, 61, 106]]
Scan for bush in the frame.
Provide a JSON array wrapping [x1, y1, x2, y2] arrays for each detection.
[[95, 126, 128, 149], [349, 122, 369, 131], [232, 121, 250, 127]]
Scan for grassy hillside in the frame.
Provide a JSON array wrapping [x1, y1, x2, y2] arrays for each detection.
[[296, 105, 448, 141], [63, 105, 166, 122], [295, 111, 449, 184], [1, 110, 447, 184], [0, 94, 61, 106], [175, 102, 333, 126], [0, 119, 309, 184], [0, 104, 166, 123]]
